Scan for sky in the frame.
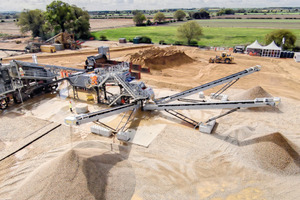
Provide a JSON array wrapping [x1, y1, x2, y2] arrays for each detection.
[[0, 0, 299, 12]]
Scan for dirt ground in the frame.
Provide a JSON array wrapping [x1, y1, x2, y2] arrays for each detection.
[[89, 18, 134, 31], [0, 43, 300, 200]]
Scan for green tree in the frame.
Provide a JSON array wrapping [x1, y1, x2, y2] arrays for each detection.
[[45, 1, 73, 33], [69, 5, 90, 39], [191, 9, 210, 19], [265, 29, 297, 50], [45, 0, 90, 39], [177, 21, 203, 45], [17, 9, 46, 37], [217, 8, 235, 16], [154, 12, 166, 22], [174, 10, 186, 21], [133, 11, 146, 25]]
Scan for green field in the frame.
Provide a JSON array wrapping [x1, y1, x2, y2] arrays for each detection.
[[91, 19, 300, 47]]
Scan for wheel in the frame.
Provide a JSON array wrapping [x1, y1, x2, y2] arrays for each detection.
[[0, 98, 8, 109], [225, 59, 231, 64]]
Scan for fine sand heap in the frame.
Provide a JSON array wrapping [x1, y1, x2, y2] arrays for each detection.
[[237, 132, 300, 175], [126, 47, 194, 69], [12, 143, 135, 200], [230, 86, 272, 101]]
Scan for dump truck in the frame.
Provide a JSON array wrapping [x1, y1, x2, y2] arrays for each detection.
[[209, 52, 234, 64]]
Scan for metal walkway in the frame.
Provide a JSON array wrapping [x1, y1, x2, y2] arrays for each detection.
[[113, 73, 148, 101]]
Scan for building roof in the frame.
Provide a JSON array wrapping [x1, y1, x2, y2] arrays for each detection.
[[246, 40, 263, 49], [263, 41, 282, 50]]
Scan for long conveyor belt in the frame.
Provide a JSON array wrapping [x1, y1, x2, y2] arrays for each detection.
[[144, 97, 280, 111], [14, 60, 85, 72], [65, 103, 139, 125], [155, 65, 261, 104]]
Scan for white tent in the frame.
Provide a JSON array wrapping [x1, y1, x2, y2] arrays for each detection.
[[246, 40, 264, 49], [294, 52, 300, 62], [246, 40, 264, 56], [261, 41, 282, 58]]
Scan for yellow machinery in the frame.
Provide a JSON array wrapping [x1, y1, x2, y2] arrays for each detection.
[[209, 52, 234, 64], [46, 32, 81, 50], [40, 45, 56, 53]]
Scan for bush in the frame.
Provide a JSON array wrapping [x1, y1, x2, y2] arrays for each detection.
[[99, 35, 108, 41], [293, 46, 300, 52], [189, 40, 198, 46], [128, 38, 133, 42], [15, 40, 22, 44], [139, 36, 152, 44], [174, 41, 183, 45], [135, 23, 147, 26], [146, 19, 152, 26], [1, 20, 5, 23], [198, 45, 207, 48], [159, 40, 167, 45]]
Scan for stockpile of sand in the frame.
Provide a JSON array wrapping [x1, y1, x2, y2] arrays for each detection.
[[12, 144, 135, 200], [126, 47, 194, 69], [240, 132, 300, 175], [230, 86, 272, 101], [219, 126, 255, 145], [0, 139, 5, 151]]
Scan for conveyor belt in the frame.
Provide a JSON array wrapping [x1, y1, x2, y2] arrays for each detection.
[[144, 98, 280, 111], [14, 60, 85, 72], [155, 66, 261, 104], [65, 103, 139, 125]]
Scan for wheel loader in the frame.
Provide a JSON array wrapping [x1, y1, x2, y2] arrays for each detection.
[[209, 52, 234, 64]]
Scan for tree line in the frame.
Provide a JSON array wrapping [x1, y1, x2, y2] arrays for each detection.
[[17, 0, 90, 40]]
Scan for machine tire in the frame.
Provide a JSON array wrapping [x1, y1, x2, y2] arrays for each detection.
[[225, 59, 231, 64]]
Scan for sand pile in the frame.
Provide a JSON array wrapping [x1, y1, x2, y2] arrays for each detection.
[[0, 139, 5, 151], [127, 47, 194, 69], [219, 126, 255, 145], [241, 132, 300, 175], [230, 86, 272, 101], [12, 144, 135, 200]]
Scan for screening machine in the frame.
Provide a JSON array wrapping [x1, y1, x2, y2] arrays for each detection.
[[64, 65, 281, 140]]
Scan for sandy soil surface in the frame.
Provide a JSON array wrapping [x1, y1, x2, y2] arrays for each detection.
[[0, 19, 134, 36], [0, 44, 300, 200], [89, 18, 134, 31], [0, 20, 24, 35], [0, 18, 134, 58]]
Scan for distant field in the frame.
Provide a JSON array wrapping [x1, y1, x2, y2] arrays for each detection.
[[91, 19, 300, 47], [177, 19, 300, 29]]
